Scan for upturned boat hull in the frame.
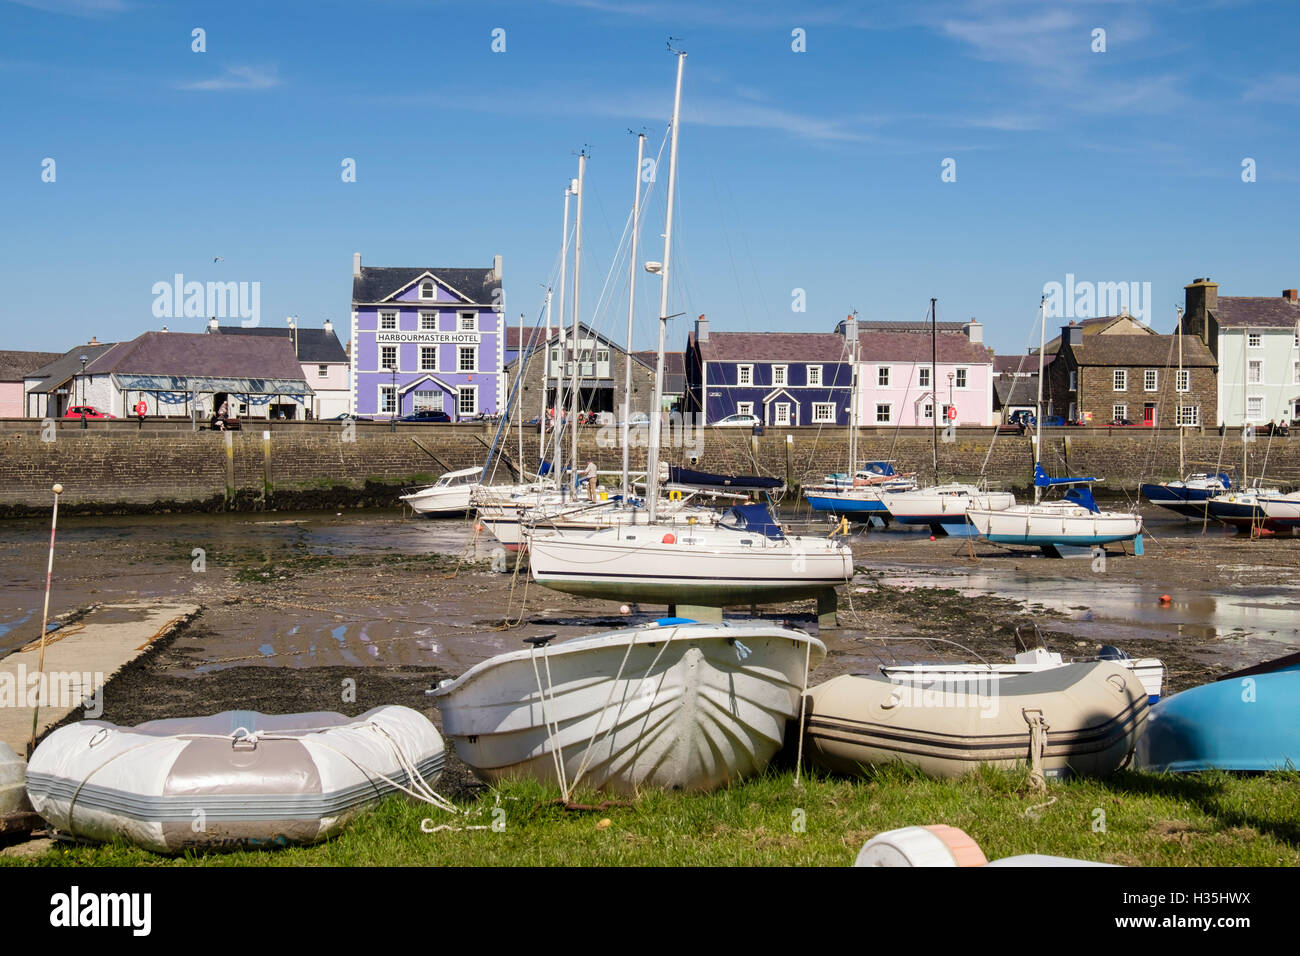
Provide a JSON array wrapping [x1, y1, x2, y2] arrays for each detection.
[[967, 505, 1142, 547], [432, 621, 826, 793]]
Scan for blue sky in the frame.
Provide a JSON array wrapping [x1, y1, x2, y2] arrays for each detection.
[[2, 0, 1298, 356]]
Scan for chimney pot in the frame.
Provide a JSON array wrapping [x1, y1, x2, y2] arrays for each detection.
[[1284, 289, 1298, 302]]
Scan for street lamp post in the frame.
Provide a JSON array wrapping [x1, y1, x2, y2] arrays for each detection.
[[78, 354, 88, 428], [390, 364, 397, 432], [947, 371, 955, 424]]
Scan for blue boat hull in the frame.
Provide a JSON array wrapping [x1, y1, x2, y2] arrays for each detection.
[[984, 532, 1138, 546], [804, 494, 888, 516], [1140, 483, 1218, 519], [1137, 667, 1300, 772]]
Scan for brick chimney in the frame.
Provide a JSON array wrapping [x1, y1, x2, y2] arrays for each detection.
[[1182, 278, 1219, 353], [352, 252, 362, 279], [88, 336, 99, 346], [1284, 289, 1298, 302]]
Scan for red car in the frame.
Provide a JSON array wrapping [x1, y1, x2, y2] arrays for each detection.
[[64, 405, 115, 419]]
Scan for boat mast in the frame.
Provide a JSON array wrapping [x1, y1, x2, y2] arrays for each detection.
[[541, 286, 552, 475], [1176, 305, 1184, 475], [518, 309, 524, 473], [930, 297, 938, 485], [1035, 295, 1046, 504], [622, 132, 645, 504], [646, 50, 685, 524], [847, 311, 858, 473], [1242, 327, 1249, 486], [555, 184, 572, 491], [569, 151, 587, 496]]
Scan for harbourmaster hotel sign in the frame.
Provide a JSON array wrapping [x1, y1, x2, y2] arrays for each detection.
[[374, 331, 482, 345]]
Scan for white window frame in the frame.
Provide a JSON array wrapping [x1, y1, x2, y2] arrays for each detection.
[[807, 365, 823, 387], [317, 364, 329, 378], [878, 366, 891, 388], [773, 402, 792, 426], [379, 310, 398, 331], [811, 401, 835, 423], [1144, 369, 1158, 392], [1246, 395, 1265, 421], [1113, 403, 1128, 421], [1293, 361, 1299, 385], [378, 384, 396, 415], [419, 311, 438, 331], [458, 345, 478, 373], [1248, 359, 1263, 385], [1068, 370, 1077, 391], [457, 386, 478, 417], [380, 345, 398, 371], [1176, 370, 1190, 392], [875, 403, 892, 424], [918, 366, 930, 389], [1176, 405, 1200, 427], [458, 311, 478, 332], [923, 402, 934, 421], [736, 401, 754, 417], [420, 346, 438, 372], [1247, 332, 1262, 348], [955, 367, 968, 389], [419, 280, 435, 300], [772, 365, 788, 387], [413, 390, 440, 412], [737, 364, 753, 387], [1113, 369, 1127, 391]]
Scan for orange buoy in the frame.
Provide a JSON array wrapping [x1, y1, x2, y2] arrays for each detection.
[[662, 533, 676, 544], [1159, 594, 1171, 605], [929, 535, 936, 541]]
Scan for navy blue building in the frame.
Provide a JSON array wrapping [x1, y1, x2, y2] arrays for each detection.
[[684, 316, 854, 426]]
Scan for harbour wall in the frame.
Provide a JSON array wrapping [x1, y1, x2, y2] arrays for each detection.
[[0, 420, 1295, 514]]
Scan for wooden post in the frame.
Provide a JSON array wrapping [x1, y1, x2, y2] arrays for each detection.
[[261, 429, 272, 508], [224, 430, 235, 508]]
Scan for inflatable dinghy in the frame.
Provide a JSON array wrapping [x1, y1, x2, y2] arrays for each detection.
[[804, 661, 1148, 780], [854, 825, 1116, 867], [1, 742, 30, 814], [26, 705, 444, 853]]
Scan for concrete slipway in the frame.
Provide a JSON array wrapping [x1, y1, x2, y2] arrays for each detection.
[[0, 600, 200, 754]]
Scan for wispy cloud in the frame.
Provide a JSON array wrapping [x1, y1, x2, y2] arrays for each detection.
[[5, 0, 126, 15], [178, 64, 281, 92], [1242, 73, 1300, 104]]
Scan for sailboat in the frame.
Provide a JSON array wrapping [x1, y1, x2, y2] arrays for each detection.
[[967, 298, 1143, 556], [525, 51, 853, 621]]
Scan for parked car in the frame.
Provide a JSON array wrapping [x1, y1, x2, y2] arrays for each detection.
[[622, 412, 651, 427], [399, 410, 451, 423], [1007, 411, 1066, 428], [714, 413, 762, 428], [64, 405, 115, 419], [1109, 418, 1139, 427]]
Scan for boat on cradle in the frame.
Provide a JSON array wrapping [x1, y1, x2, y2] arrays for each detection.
[[882, 644, 1165, 703], [526, 502, 853, 616], [967, 465, 1142, 556], [1258, 492, 1300, 532], [802, 661, 1149, 780], [803, 462, 918, 521], [25, 706, 445, 853], [401, 467, 491, 516], [477, 492, 717, 551], [431, 618, 826, 794], [877, 483, 1015, 537], [1204, 485, 1286, 530], [1139, 472, 1231, 519], [1136, 652, 1300, 772]]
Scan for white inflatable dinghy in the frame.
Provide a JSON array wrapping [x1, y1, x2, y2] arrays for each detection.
[[804, 661, 1148, 780], [854, 825, 1117, 867], [1, 742, 31, 814], [26, 705, 444, 853]]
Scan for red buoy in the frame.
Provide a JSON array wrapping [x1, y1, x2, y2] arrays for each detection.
[[662, 533, 676, 544]]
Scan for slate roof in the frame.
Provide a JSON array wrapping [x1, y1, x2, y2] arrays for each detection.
[[213, 326, 348, 364], [1061, 333, 1217, 368], [0, 350, 64, 383], [858, 331, 994, 365], [505, 326, 555, 351], [352, 267, 501, 305], [1041, 314, 1153, 353], [698, 332, 854, 363], [24, 343, 120, 393], [1213, 297, 1300, 329], [994, 354, 1049, 374], [994, 373, 1039, 407], [85, 332, 308, 380], [634, 350, 686, 393], [855, 320, 968, 333]]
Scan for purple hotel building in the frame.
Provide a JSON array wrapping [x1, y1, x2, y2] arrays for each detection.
[[350, 253, 505, 419]]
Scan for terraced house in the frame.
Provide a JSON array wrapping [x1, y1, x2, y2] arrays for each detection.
[[350, 253, 504, 420], [684, 316, 853, 427], [1180, 278, 1300, 427], [1044, 318, 1217, 427]]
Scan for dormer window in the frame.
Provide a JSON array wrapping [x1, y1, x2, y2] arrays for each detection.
[[420, 280, 435, 300]]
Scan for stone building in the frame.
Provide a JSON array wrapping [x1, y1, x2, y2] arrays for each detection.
[[1044, 320, 1217, 427], [504, 323, 656, 420]]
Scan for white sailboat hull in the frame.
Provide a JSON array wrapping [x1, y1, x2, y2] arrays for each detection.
[[878, 486, 1015, 524], [967, 503, 1142, 546], [432, 621, 826, 793], [526, 524, 853, 605]]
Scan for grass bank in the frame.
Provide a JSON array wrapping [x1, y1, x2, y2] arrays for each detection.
[[8, 766, 1299, 867]]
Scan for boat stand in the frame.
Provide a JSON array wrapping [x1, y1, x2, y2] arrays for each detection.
[[667, 590, 841, 630], [932, 522, 978, 537], [668, 603, 723, 624], [817, 589, 840, 629]]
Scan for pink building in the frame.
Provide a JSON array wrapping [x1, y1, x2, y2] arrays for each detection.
[[854, 320, 994, 426], [0, 350, 62, 417]]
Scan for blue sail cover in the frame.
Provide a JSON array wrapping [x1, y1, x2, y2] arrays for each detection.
[[721, 503, 786, 539], [1033, 462, 1101, 487], [668, 465, 784, 491]]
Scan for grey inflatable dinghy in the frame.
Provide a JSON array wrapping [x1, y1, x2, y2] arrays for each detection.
[[804, 661, 1148, 779]]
